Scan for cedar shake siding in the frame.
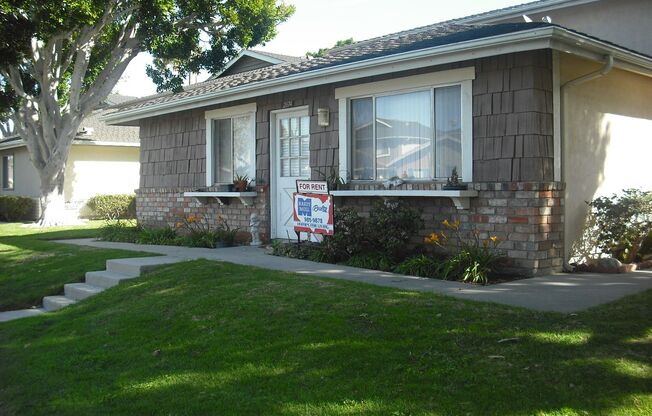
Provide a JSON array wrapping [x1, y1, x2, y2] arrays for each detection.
[[136, 49, 562, 275]]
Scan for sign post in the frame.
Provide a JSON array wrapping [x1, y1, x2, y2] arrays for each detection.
[[293, 180, 334, 240]]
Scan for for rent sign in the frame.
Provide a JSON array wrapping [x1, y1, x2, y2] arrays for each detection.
[[292, 193, 334, 235]]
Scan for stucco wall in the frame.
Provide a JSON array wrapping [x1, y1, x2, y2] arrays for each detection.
[[0, 146, 41, 198], [65, 145, 140, 203], [561, 54, 652, 258], [486, 0, 652, 57]]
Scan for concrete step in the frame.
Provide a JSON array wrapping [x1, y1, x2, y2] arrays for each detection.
[[0, 308, 46, 322], [85, 270, 135, 288], [43, 296, 77, 312], [64, 283, 104, 301], [106, 256, 182, 277]]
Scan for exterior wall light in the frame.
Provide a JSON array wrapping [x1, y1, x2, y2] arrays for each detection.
[[317, 108, 330, 127]]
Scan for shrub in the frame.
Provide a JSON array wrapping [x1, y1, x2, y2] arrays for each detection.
[[86, 194, 136, 220], [394, 254, 443, 278], [318, 207, 366, 262], [345, 252, 395, 271], [99, 220, 140, 243], [0, 196, 35, 221], [136, 226, 177, 245], [366, 200, 422, 260], [175, 213, 239, 248], [589, 188, 652, 263]]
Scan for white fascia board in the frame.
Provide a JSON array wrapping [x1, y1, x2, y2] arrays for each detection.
[[204, 103, 257, 120], [72, 141, 140, 147], [104, 26, 652, 125], [457, 0, 600, 23]]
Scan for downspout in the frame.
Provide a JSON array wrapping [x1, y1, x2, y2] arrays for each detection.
[[559, 54, 613, 271]]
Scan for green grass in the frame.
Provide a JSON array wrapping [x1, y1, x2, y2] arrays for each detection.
[[0, 221, 155, 311], [0, 255, 650, 415]]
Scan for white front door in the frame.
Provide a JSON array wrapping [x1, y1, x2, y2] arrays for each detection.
[[272, 108, 311, 239]]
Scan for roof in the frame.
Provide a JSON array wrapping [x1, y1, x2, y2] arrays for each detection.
[[452, 0, 600, 23], [212, 49, 304, 79], [106, 19, 652, 125], [110, 23, 553, 113], [0, 94, 140, 148], [248, 50, 303, 64]]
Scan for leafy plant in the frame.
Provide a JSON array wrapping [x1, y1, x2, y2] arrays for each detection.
[[366, 200, 422, 260], [175, 214, 238, 248], [318, 207, 366, 262], [86, 194, 136, 220], [98, 220, 140, 243], [315, 167, 345, 190], [426, 219, 502, 284], [394, 255, 443, 278], [589, 188, 652, 263], [136, 226, 178, 245], [345, 253, 395, 272], [233, 173, 250, 192], [0, 196, 35, 221]]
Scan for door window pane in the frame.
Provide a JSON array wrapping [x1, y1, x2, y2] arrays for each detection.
[[233, 115, 255, 180], [290, 138, 300, 157], [290, 117, 300, 136], [376, 90, 432, 180], [213, 119, 232, 183], [280, 118, 290, 137], [300, 116, 310, 135], [351, 98, 373, 180], [435, 85, 462, 178]]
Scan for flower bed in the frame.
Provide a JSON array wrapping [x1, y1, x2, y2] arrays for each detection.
[[270, 201, 512, 285]]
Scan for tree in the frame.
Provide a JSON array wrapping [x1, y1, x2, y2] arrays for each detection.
[[306, 38, 353, 58], [0, 0, 294, 225]]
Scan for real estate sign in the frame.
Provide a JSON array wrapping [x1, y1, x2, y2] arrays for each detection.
[[292, 192, 334, 235]]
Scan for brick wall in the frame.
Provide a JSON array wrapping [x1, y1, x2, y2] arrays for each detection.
[[136, 49, 562, 275]]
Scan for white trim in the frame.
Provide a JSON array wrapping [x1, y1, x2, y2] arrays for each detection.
[[72, 141, 140, 147], [269, 105, 310, 239], [334, 67, 475, 99], [204, 103, 257, 187], [336, 69, 474, 183], [552, 50, 562, 182], [104, 26, 652, 126], [184, 191, 257, 207]]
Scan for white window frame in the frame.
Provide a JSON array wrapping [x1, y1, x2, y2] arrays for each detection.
[[2, 154, 14, 190], [335, 67, 475, 183], [205, 103, 257, 186]]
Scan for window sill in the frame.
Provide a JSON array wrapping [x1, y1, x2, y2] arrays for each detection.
[[183, 191, 257, 207], [330, 189, 478, 210]]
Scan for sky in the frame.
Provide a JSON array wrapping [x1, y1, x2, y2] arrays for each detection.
[[112, 0, 533, 98]]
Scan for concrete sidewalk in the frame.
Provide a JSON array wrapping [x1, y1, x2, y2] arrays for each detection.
[[56, 239, 652, 313]]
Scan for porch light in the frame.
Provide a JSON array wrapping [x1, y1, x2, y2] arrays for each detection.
[[317, 108, 330, 127]]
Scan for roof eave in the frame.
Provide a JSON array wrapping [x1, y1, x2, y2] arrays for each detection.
[[104, 26, 652, 125], [456, 0, 601, 23]]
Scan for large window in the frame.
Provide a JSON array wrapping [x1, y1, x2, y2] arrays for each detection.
[[2, 154, 14, 190], [205, 104, 256, 186], [336, 68, 474, 183], [350, 85, 461, 180]]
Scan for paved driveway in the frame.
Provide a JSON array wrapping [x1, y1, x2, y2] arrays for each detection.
[[57, 239, 652, 313]]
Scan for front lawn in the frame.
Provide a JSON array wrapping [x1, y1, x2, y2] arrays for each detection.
[[0, 257, 650, 415], [0, 222, 155, 311]]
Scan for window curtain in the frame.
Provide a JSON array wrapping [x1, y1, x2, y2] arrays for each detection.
[[213, 118, 232, 184], [435, 85, 462, 178]]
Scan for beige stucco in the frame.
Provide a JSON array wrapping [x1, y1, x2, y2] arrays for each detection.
[[561, 53, 652, 258], [64, 144, 140, 203], [0, 146, 41, 198], [486, 0, 652, 57]]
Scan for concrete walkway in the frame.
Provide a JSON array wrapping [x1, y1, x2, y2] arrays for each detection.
[[53, 238, 652, 313]]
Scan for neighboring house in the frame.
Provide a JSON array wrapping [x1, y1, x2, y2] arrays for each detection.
[[105, 8, 652, 276], [0, 94, 140, 219]]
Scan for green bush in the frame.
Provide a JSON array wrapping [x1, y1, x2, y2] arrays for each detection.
[[135, 226, 177, 245], [394, 254, 443, 278], [0, 196, 35, 222], [345, 252, 395, 272], [98, 221, 140, 243], [86, 194, 136, 220], [366, 200, 422, 260], [318, 207, 366, 263], [589, 188, 652, 263]]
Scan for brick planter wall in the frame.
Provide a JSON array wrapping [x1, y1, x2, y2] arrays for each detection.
[[334, 181, 564, 276], [136, 186, 270, 243]]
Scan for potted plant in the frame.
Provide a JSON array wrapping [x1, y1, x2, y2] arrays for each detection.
[[442, 167, 468, 190], [233, 173, 250, 192]]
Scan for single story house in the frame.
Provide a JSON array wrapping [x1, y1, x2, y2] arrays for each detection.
[[105, 4, 652, 276], [0, 94, 140, 220]]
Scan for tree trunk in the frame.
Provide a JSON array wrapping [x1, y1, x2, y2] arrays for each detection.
[[38, 166, 71, 226]]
